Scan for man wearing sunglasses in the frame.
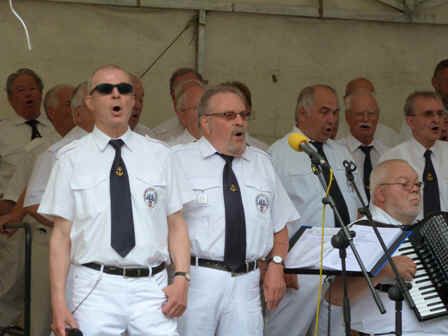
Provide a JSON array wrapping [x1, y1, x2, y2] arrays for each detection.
[[39, 65, 193, 336], [322, 159, 448, 336], [266, 85, 366, 336], [379, 91, 448, 221], [173, 85, 299, 336]]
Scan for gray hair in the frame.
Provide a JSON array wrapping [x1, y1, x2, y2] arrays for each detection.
[[169, 67, 204, 95], [370, 159, 410, 199], [344, 89, 377, 113], [403, 91, 442, 116], [43, 84, 74, 119], [295, 85, 337, 124], [71, 81, 88, 111], [174, 79, 205, 113], [6, 68, 44, 96], [197, 85, 246, 128]]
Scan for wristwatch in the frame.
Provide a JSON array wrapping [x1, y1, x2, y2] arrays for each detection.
[[174, 271, 191, 281], [268, 256, 284, 266]]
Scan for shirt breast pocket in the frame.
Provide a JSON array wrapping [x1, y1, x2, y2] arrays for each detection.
[[70, 174, 107, 220], [183, 177, 223, 231], [243, 181, 273, 224], [133, 175, 167, 214]]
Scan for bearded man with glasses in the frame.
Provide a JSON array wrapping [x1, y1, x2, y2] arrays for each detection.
[[173, 85, 299, 336], [38, 64, 193, 336]]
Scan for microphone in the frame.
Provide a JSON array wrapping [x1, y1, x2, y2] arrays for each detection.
[[288, 133, 330, 169]]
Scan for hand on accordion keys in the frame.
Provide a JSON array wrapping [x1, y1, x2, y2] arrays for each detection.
[[380, 255, 416, 282]]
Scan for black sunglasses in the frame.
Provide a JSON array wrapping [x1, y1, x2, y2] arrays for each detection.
[[90, 83, 134, 95]]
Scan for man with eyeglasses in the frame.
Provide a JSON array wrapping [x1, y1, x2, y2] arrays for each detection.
[[173, 85, 299, 336], [379, 91, 448, 220], [322, 159, 448, 336], [266, 85, 366, 336], [38, 65, 193, 336], [338, 90, 389, 202]]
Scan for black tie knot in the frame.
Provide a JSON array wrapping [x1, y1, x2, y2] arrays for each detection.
[[311, 141, 324, 151], [359, 145, 373, 155], [25, 119, 42, 140], [217, 153, 234, 165], [424, 149, 432, 159], [25, 119, 39, 127], [110, 139, 125, 151]]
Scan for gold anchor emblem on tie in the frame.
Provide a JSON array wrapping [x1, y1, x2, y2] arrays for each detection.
[[427, 173, 433, 181], [230, 184, 237, 192], [116, 166, 124, 176]]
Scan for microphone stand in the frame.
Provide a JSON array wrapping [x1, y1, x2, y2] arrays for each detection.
[[343, 160, 415, 336], [309, 157, 385, 336]]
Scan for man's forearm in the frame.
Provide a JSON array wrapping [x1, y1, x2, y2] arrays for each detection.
[[269, 226, 289, 260], [49, 220, 71, 309], [167, 211, 190, 272]]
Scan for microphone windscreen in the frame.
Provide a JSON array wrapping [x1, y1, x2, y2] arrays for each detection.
[[288, 132, 309, 152]]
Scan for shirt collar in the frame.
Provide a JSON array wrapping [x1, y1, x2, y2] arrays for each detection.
[[91, 126, 134, 153], [198, 136, 250, 161], [410, 136, 433, 157], [293, 125, 338, 150], [345, 133, 378, 153], [10, 113, 51, 127], [369, 205, 403, 226]]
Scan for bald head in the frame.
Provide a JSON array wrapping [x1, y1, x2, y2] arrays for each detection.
[[345, 78, 375, 97], [370, 160, 421, 224]]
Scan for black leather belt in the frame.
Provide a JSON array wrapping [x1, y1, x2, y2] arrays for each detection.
[[83, 262, 165, 278], [357, 332, 393, 336], [190, 256, 258, 275]]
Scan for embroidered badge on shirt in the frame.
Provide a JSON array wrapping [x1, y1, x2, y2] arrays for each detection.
[[143, 187, 158, 208], [256, 194, 269, 214]]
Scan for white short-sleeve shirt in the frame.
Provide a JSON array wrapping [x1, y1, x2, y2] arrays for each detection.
[[269, 126, 367, 238], [39, 127, 194, 266], [173, 137, 300, 261], [338, 133, 390, 180], [351, 205, 448, 335], [24, 126, 88, 207]]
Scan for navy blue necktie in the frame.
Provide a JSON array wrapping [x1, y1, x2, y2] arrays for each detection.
[[359, 145, 373, 202], [109, 139, 135, 257], [218, 153, 246, 271], [25, 119, 42, 140], [311, 142, 350, 227], [423, 149, 441, 217]]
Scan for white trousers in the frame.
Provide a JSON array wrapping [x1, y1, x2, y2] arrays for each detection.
[[70, 264, 178, 336], [30, 226, 52, 336], [0, 230, 25, 326], [178, 266, 263, 336], [265, 274, 329, 336]]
